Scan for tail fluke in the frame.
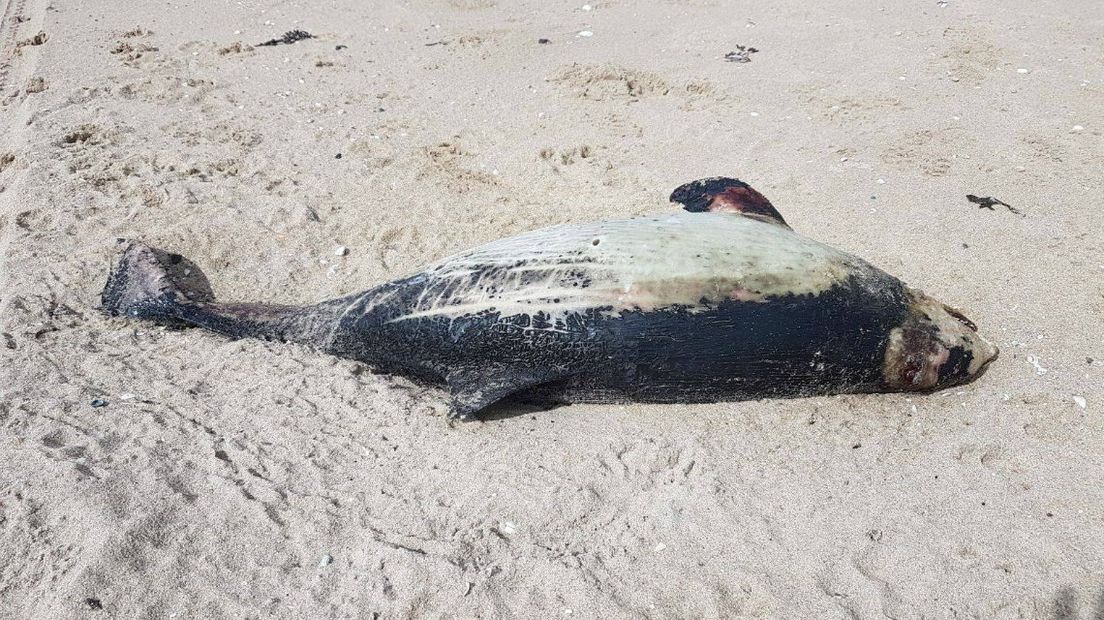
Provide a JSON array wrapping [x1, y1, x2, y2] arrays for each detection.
[[104, 239, 344, 347], [102, 240, 215, 324]]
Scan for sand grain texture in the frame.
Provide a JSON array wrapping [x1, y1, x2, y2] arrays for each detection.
[[1, 0, 1102, 618]]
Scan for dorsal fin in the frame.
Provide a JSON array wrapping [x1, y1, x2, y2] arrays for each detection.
[[669, 177, 789, 229]]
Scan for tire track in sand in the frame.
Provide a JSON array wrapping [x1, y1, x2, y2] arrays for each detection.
[[0, 0, 30, 95]]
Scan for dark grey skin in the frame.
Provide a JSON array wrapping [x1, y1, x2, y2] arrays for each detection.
[[102, 178, 998, 419]]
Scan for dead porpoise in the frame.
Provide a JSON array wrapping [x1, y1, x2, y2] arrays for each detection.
[[102, 177, 998, 419]]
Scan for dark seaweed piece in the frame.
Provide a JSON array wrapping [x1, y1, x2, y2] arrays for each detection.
[[724, 45, 758, 63], [257, 30, 314, 47], [966, 194, 1022, 216]]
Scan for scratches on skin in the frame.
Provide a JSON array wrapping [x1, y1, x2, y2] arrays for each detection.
[[326, 286, 402, 348], [382, 212, 865, 325]]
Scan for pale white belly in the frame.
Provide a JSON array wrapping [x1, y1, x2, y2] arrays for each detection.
[[389, 212, 870, 323]]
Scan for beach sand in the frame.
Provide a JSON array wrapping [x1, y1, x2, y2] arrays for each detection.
[[1, 0, 1102, 617]]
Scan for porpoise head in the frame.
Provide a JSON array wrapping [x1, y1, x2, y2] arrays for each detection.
[[882, 292, 999, 391]]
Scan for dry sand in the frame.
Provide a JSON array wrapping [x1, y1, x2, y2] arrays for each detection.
[[1, 0, 1102, 617]]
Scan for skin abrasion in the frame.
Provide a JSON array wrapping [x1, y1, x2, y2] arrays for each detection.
[[882, 293, 998, 390], [102, 178, 999, 419], [390, 212, 853, 325]]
